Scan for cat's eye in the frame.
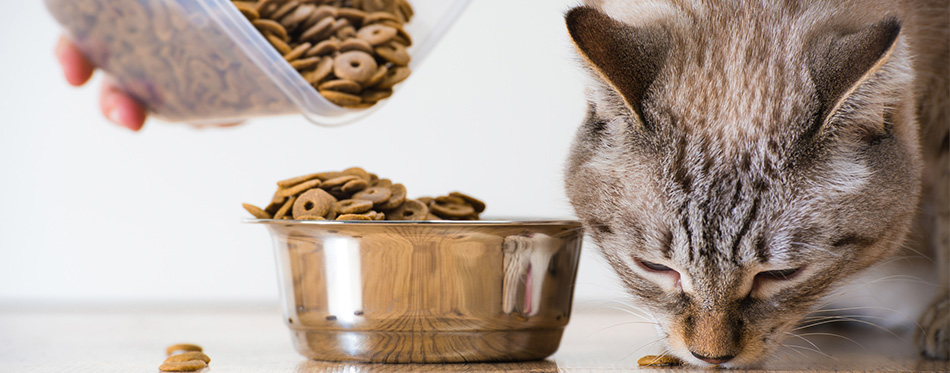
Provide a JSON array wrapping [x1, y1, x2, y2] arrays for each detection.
[[638, 259, 675, 273], [755, 267, 801, 281]]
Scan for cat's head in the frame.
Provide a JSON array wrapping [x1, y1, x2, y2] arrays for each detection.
[[564, 2, 921, 367]]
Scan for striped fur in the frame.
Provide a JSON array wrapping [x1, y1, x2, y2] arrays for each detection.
[[565, 0, 948, 366]]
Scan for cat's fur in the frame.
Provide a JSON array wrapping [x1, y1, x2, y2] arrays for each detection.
[[564, 0, 948, 367]]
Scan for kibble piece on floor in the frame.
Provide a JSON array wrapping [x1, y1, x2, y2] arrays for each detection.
[[165, 343, 202, 356], [159, 360, 207, 372], [164, 351, 211, 364], [637, 355, 682, 366]]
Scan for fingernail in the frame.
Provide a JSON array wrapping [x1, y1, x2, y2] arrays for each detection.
[[107, 107, 123, 126]]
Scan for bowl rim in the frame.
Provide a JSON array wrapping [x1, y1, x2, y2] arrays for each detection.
[[243, 218, 582, 226]]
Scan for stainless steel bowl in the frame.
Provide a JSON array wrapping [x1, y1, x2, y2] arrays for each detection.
[[249, 219, 584, 363]]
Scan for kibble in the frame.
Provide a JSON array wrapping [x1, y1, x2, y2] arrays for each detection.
[[233, 0, 414, 109], [637, 354, 683, 366], [243, 167, 485, 221], [161, 343, 210, 372]]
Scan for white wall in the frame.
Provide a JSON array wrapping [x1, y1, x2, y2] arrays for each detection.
[[0, 1, 628, 305]]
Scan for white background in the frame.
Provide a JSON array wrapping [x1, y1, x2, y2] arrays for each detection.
[[0, 0, 629, 306]]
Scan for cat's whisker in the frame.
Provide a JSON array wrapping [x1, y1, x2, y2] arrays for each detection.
[[794, 332, 870, 353], [793, 316, 906, 341], [585, 320, 660, 339], [618, 336, 667, 362], [779, 343, 812, 360], [861, 274, 938, 287], [588, 305, 654, 322], [801, 312, 925, 335], [800, 313, 891, 322], [782, 343, 840, 362], [784, 331, 821, 351], [585, 299, 657, 320]]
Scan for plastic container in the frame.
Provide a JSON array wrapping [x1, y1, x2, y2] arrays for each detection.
[[45, 0, 470, 125], [250, 219, 584, 363]]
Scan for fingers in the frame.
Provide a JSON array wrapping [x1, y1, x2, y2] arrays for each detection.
[[100, 82, 147, 131], [56, 35, 95, 86]]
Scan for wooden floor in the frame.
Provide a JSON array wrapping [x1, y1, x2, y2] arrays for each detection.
[[0, 303, 945, 372]]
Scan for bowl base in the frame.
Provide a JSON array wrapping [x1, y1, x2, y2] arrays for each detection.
[[290, 328, 565, 363]]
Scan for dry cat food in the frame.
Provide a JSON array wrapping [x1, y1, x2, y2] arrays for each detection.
[[235, 0, 414, 108], [637, 354, 682, 366], [49, 0, 300, 121], [243, 167, 486, 220], [160, 343, 211, 372]]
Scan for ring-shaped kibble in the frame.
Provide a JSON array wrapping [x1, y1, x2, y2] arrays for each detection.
[[273, 196, 295, 219], [305, 38, 339, 57], [377, 66, 410, 89], [166, 343, 202, 356], [430, 200, 476, 218], [242, 203, 271, 219], [335, 199, 374, 214], [318, 79, 362, 94], [292, 188, 336, 219], [233, 1, 259, 21], [337, 8, 367, 27], [364, 65, 389, 88], [362, 0, 398, 14], [277, 178, 322, 198], [386, 199, 428, 221], [265, 193, 286, 215], [435, 195, 465, 205], [290, 56, 322, 70], [342, 167, 372, 181], [449, 192, 486, 213], [164, 352, 211, 364], [357, 24, 397, 46], [321, 175, 360, 189], [331, 18, 351, 34], [371, 178, 393, 188], [397, 0, 414, 21], [320, 90, 362, 106], [336, 214, 373, 221], [341, 178, 369, 194], [352, 186, 392, 204], [303, 56, 334, 84], [284, 42, 312, 61], [362, 11, 400, 26], [159, 360, 206, 372], [377, 183, 407, 210], [301, 16, 334, 42], [252, 19, 288, 41], [361, 89, 393, 104], [375, 42, 410, 66], [333, 51, 377, 84], [266, 34, 292, 55], [339, 38, 373, 54], [336, 26, 357, 40], [270, 1, 299, 21], [280, 5, 314, 31]]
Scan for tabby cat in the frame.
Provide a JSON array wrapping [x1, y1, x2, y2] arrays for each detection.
[[564, 0, 948, 367]]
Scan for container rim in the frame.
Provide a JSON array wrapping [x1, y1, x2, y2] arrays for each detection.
[[244, 218, 582, 227]]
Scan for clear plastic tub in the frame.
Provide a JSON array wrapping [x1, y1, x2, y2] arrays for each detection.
[[45, 0, 470, 125]]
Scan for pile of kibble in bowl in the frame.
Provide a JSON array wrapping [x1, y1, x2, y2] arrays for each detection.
[[234, 0, 414, 108], [243, 167, 486, 221]]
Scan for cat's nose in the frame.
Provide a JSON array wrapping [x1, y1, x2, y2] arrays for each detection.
[[690, 351, 735, 364]]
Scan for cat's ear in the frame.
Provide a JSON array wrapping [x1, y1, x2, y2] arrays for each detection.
[[806, 18, 902, 135], [566, 6, 669, 130]]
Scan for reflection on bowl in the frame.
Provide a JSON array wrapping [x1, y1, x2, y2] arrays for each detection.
[[249, 219, 584, 363]]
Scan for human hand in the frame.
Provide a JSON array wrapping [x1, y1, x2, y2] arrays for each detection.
[[55, 35, 147, 131]]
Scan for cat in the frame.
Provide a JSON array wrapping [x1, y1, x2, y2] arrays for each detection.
[[563, 0, 948, 367]]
